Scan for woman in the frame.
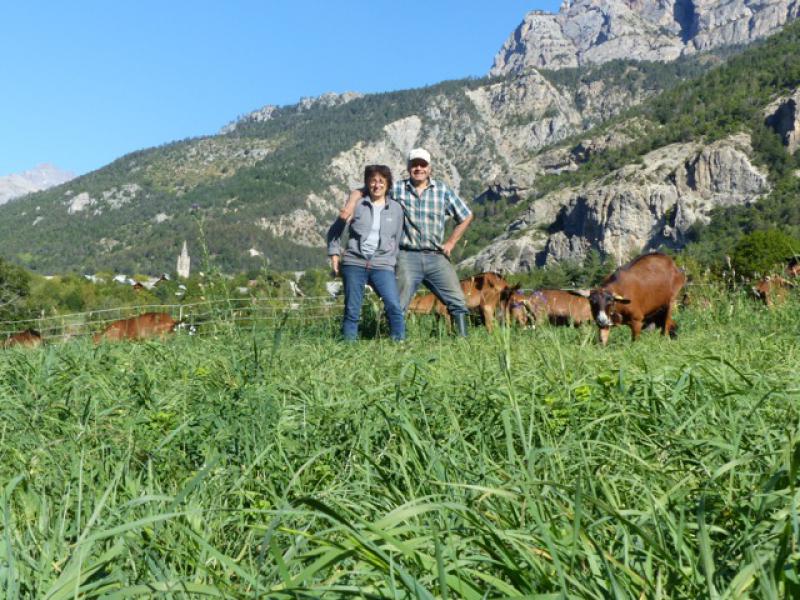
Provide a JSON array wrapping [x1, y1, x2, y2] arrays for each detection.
[[328, 165, 406, 341], [327, 165, 405, 341]]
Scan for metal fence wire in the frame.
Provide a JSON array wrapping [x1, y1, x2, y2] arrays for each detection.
[[0, 295, 346, 341], [0, 282, 745, 342]]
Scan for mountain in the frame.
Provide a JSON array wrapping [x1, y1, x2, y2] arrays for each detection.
[[0, 3, 798, 276], [0, 57, 713, 274], [491, 0, 800, 75], [467, 19, 800, 271], [0, 164, 74, 206]]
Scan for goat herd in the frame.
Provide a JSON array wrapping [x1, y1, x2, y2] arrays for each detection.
[[2, 252, 796, 350], [411, 251, 796, 346], [409, 252, 685, 346]]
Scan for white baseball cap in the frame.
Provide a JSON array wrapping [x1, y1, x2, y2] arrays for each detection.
[[407, 147, 431, 164]]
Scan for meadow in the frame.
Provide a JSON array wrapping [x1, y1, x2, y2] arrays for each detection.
[[1, 290, 799, 598]]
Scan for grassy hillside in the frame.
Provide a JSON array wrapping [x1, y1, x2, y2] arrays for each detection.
[[0, 79, 493, 275], [1, 291, 799, 597]]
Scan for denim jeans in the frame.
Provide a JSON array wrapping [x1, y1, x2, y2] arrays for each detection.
[[396, 250, 467, 316], [341, 264, 405, 341]]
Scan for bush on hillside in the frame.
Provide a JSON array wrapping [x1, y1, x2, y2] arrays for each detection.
[[0, 257, 34, 323], [730, 229, 800, 277]]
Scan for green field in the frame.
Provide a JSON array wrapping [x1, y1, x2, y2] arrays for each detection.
[[1, 292, 799, 598]]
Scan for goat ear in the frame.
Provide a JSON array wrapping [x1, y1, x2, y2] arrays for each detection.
[[568, 289, 590, 298], [613, 294, 631, 304]]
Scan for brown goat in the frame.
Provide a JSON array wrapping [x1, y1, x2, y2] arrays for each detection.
[[752, 275, 793, 307], [505, 289, 592, 328], [3, 329, 43, 349], [408, 272, 510, 332], [571, 253, 686, 345], [94, 312, 178, 343]]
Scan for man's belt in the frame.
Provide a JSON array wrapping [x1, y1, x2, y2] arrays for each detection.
[[401, 247, 440, 253]]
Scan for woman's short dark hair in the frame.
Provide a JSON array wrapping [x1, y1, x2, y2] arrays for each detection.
[[363, 164, 393, 193]]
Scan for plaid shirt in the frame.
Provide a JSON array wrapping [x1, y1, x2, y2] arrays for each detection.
[[392, 178, 472, 251]]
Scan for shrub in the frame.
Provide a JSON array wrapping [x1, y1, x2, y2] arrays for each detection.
[[0, 257, 34, 321], [730, 229, 800, 277]]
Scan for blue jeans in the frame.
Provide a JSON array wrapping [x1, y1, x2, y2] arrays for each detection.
[[396, 250, 467, 316], [341, 264, 405, 341]]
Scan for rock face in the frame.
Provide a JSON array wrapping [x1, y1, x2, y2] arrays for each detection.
[[460, 133, 770, 272], [63, 184, 142, 216], [765, 87, 800, 153], [325, 68, 649, 203], [0, 164, 73, 205], [491, 0, 800, 75]]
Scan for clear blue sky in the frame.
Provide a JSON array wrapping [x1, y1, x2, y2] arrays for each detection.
[[1, 1, 561, 177]]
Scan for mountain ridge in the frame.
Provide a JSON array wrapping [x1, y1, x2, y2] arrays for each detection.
[[491, 0, 800, 75], [0, 164, 74, 206]]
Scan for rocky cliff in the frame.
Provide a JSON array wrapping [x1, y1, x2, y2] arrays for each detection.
[[460, 133, 771, 271], [765, 88, 800, 154], [491, 0, 800, 75]]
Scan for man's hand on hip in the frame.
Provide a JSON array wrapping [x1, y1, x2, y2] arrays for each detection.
[[339, 189, 365, 221], [441, 240, 456, 258]]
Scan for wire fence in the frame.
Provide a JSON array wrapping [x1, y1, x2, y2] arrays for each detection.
[[0, 295, 346, 342], [0, 281, 767, 343]]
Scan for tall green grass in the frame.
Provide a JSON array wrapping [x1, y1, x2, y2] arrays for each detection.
[[1, 291, 799, 598]]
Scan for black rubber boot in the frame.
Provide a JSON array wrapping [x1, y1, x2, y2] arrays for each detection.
[[454, 313, 468, 338]]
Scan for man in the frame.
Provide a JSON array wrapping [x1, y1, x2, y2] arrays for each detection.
[[341, 148, 474, 336]]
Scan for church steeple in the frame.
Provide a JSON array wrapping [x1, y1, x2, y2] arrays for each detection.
[[177, 241, 190, 278]]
